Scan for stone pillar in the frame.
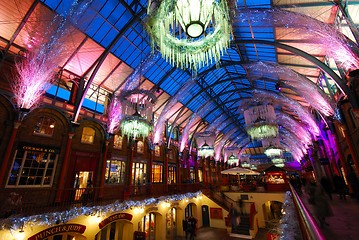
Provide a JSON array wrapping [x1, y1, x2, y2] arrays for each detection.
[[98, 139, 110, 198], [0, 121, 21, 187], [55, 132, 75, 203]]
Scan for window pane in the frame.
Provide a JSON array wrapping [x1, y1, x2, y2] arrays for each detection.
[[33, 117, 55, 136], [137, 141, 144, 154], [7, 146, 58, 187], [105, 160, 126, 184], [152, 164, 163, 183], [81, 127, 95, 144], [113, 135, 123, 149]]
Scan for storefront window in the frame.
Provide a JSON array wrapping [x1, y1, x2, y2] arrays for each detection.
[[166, 208, 176, 239], [113, 134, 123, 149], [152, 164, 163, 183], [168, 166, 176, 184], [33, 117, 56, 136], [132, 162, 147, 185], [105, 160, 125, 184], [81, 127, 95, 144], [7, 145, 58, 186]]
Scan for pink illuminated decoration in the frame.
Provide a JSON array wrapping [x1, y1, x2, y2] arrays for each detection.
[[180, 114, 200, 152], [11, 1, 92, 111], [238, 89, 320, 136], [153, 78, 195, 144], [244, 62, 334, 117], [215, 128, 237, 160], [237, 8, 359, 72], [180, 101, 213, 152], [106, 97, 122, 134]]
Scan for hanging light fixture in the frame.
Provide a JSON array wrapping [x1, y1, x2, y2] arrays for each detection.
[[262, 137, 283, 158], [271, 157, 285, 168], [119, 89, 156, 140], [227, 153, 239, 165], [240, 154, 251, 168], [241, 161, 250, 168], [146, 0, 232, 70], [196, 131, 215, 157], [198, 141, 215, 157], [244, 105, 278, 140]]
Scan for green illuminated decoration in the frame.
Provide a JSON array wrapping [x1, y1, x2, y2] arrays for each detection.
[[264, 146, 283, 158], [120, 89, 156, 140], [198, 141, 215, 157], [146, 0, 232, 70], [246, 124, 278, 140]]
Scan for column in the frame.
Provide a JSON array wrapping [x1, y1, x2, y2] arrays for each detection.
[[55, 132, 75, 203], [98, 139, 110, 199], [0, 121, 21, 187], [165, 149, 169, 193], [125, 141, 135, 199], [148, 147, 153, 195]]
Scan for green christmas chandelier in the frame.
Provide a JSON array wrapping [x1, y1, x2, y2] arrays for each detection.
[[146, 0, 232, 70], [244, 105, 278, 140], [262, 137, 283, 158], [196, 131, 216, 158], [120, 89, 156, 140]]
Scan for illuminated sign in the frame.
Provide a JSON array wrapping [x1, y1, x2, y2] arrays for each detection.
[[99, 213, 133, 229], [28, 224, 86, 240]]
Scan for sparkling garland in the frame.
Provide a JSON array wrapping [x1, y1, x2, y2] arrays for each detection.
[[279, 191, 302, 240], [0, 191, 202, 232]]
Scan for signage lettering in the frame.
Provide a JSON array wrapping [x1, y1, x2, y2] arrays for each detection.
[[99, 213, 132, 229], [28, 224, 86, 240]]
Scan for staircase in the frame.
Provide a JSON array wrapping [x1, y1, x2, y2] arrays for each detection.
[[231, 214, 251, 236]]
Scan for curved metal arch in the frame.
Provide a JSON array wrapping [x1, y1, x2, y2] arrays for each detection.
[[233, 39, 358, 108]]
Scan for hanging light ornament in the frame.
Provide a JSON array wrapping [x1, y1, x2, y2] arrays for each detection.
[[146, 0, 232, 70], [240, 154, 250, 168], [119, 89, 156, 140], [272, 157, 285, 168], [196, 131, 216, 157], [244, 105, 278, 140], [262, 137, 283, 158], [224, 146, 238, 165]]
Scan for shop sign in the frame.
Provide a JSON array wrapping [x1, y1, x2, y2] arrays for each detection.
[[28, 224, 86, 240], [99, 213, 133, 229]]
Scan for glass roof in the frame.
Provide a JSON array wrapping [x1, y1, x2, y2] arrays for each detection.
[[1, 0, 358, 167]]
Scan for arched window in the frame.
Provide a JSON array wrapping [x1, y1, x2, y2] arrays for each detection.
[[155, 145, 161, 157], [81, 127, 95, 144], [140, 212, 156, 240], [33, 117, 56, 136], [137, 141, 144, 154], [113, 134, 123, 149]]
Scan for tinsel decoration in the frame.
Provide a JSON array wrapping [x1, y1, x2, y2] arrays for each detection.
[[279, 191, 302, 240], [0, 191, 202, 232]]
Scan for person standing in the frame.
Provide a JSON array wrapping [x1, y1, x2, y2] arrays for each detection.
[[320, 176, 333, 200], [333, 174, 346, 200], [313, 184, 333, 228]]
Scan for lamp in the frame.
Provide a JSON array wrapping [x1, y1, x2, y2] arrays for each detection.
[[198, 141, 215, 157], [119, 89, 156, 140], [271, 157, 285, 168], [244, 105, 278, 140], [263, 137, 283, 158], [241, 161, 250, 168], [196, 131, 216, 157], [227, 153, 238, 166], [146, 0, 232, 70]]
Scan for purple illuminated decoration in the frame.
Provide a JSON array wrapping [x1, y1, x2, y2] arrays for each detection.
[[237, 8, 359, 71], [244, 62, 334, 117], [238, 89, 320, 136], [153, 78, 196, 144], [11, 1, 92, 110], [106, 97, 122, 134]]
